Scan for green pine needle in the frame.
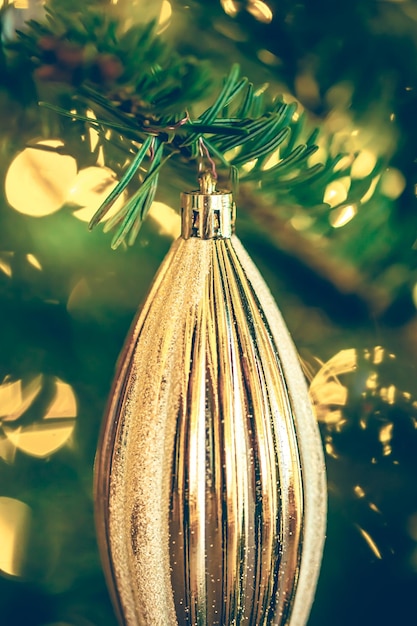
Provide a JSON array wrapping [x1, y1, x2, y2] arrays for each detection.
[[4, 0, 359, 247], [89, 136, 154, 230]]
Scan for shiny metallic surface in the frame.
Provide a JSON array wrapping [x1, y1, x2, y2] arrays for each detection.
[[180, 185, 234, 239], [95, 192, 326, 626]]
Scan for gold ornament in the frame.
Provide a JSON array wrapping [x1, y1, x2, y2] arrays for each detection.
[[95, 175, 327, 626]]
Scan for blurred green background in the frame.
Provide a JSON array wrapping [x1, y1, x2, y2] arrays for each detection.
[[1, 0, 417, 624]]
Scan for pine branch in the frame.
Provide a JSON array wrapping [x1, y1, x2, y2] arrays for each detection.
[[4, 0, 358, 248]]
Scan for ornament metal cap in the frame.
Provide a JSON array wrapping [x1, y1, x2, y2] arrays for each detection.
[[181, 172, 235, 240]]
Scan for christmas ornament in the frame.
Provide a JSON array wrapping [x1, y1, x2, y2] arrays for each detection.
[[95, 174, 327, 626]]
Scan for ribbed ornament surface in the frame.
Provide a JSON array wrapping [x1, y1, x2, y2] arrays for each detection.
[[95, 235, 326, 626]]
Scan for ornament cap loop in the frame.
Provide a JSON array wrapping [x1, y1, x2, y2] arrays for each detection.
[[181, 176, 235, 240]]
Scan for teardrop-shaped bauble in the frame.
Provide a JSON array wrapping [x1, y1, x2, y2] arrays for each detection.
[[95, 186, 326, 626]]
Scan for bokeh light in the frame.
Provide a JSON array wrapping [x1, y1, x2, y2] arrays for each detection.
[[0, 435, 16, 464], [0, 252, 13, 278], [360, 176, 380, 204], [220, 0, 273, 23], [247, 0, 273, 23], [311, 346, 417, 450], [0, 376, 43, 423], [220, 0, 239, 18], [380, 167, 406, 199], [323, 179, 350, 208], [1, 0, 45, 42], [5, 140, 77, 217], [0, 376, 77, 459], [309, 348, 357, 426], [351, 149, 378, 179], [355, 525, 383, 560], [257, 49, 281, 67], [309, 344, 417, 464], [25, 253, 42, 270], [147, 201, 181, 238], [309, 346, 417, 564], [0, 251, 43, 281], [330, 204, 358, 228], [0, 497, 31, 578], [68, 166, 127, 223], [157, 0, 172, 33]]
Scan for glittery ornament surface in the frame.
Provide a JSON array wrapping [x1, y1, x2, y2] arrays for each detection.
[[95, 197, 326, 626]]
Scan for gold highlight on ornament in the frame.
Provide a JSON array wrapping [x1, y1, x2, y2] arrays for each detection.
[[95, 175, 326, 625]]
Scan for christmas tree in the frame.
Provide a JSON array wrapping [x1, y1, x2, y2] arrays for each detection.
[[0, 0, 416, 624]]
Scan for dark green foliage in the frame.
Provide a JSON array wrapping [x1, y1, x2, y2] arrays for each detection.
[[1, 0, 352, 247]]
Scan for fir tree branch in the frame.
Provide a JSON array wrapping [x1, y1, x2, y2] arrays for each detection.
[[3, 0, 358, 247], [88, 135, 155, 230]]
